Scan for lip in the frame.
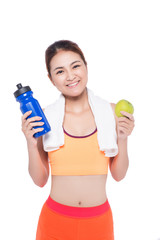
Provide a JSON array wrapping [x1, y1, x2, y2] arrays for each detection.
[[66, 80, 80, 88]]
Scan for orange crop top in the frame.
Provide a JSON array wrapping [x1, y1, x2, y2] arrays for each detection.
[[48, 127, 110, 175]]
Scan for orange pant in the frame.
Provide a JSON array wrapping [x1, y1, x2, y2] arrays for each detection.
[[36, 196, 114, 240]]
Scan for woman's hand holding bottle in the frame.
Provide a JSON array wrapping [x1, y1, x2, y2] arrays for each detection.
[[21, 111, 44, 146]]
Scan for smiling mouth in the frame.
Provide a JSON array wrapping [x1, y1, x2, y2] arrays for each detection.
[[67, 80, 80, 88]]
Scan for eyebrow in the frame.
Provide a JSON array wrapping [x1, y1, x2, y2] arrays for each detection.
[[53, 60, 81, 71]]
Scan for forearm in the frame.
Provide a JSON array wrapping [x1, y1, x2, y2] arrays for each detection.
[[110, 138, 129, 181], [27, 142, 48, 187]]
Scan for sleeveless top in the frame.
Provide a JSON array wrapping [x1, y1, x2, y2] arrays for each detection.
[[48, 127, 110, 175]]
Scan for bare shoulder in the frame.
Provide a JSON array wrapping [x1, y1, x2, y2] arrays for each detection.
[[110, 103, 117, 122], [110, 103, 116, 119], [110, 103, 116, 111]]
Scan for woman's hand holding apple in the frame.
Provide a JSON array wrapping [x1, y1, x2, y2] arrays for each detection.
[[116, 111, 135, 140], [115, 99, 135, 140]]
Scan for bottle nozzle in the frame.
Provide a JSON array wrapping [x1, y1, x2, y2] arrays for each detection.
[[16, 83, 22, 89], [14, 83, 31, 98]]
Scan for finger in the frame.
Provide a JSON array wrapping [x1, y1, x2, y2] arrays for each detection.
[[30, 121, 44, 128], [118, 122, 130, 129], [118, 127, 130, 135], [118, 118, 134, 128], [118, 118, 135, 128], [22, 117, 43, 133], [118, 117, 130, 123], [25, 126, 44, 138], [31, 121, 44, 126], [26, 122, 43, 131], [31, 127, 44, 136], [24, 116, 42, 127], [118, 125, 132, 134], [120, 111, 134, 121], [21, 110, 32, 122]]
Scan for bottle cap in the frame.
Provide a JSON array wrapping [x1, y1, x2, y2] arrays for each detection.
[[13, 83, 32, 98]]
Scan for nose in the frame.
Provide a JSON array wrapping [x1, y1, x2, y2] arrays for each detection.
[[66, 69, 76, 81]]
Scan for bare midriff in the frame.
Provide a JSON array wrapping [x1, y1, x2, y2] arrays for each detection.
[[50, 174, 108, 207]]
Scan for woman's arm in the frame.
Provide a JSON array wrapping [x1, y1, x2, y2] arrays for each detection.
[[109, 103, 135, 181], [109, 138, 129, 181], [21, 111, 49, 187], [27, 136, 49, 187]]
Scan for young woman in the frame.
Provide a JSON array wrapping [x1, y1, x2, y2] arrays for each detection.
[[21, 40, 135, 240]]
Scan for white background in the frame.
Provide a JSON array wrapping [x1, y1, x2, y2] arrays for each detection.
[[0, 0, 160, 239]]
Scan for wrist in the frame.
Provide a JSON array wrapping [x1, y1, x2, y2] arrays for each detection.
[[117, 137, 128, 144], [27, 139, 38, 149]]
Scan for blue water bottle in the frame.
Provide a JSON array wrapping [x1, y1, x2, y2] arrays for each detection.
[[14, 83, 51, 138]]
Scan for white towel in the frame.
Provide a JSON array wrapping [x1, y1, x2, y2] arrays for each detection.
[[42, 87, 118, 157]]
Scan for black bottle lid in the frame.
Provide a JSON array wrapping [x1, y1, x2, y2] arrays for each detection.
[[14, 83, 32, 98]]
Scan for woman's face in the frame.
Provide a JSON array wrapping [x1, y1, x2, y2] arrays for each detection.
[[49, 50, 88, 97]]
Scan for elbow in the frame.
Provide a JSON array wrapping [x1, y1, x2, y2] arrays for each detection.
[[112, 162, 129, 182], [39, 183, 46, 188], [28, 169, 49, 188], [38, 176, 49, 188], [114, 169, 129, 181], [114, 175, 125, 182], [32, 179, 47, 188], [112, 169, 128, 182], [36, 174, 49, 188]]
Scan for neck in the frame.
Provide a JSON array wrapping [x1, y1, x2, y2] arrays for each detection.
[[64, 87, 89, 113]]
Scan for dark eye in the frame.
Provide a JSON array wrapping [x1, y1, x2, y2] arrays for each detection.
[[73, 65, 80, 69], [56, 70, 63, 75]]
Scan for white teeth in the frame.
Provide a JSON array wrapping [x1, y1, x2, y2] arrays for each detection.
[[67, 81, 79, 87]]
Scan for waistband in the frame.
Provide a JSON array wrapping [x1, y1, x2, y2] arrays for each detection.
[[46, 196, 110, 218]]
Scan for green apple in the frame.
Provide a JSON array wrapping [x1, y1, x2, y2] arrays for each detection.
[[115, 99, 134, 117]]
